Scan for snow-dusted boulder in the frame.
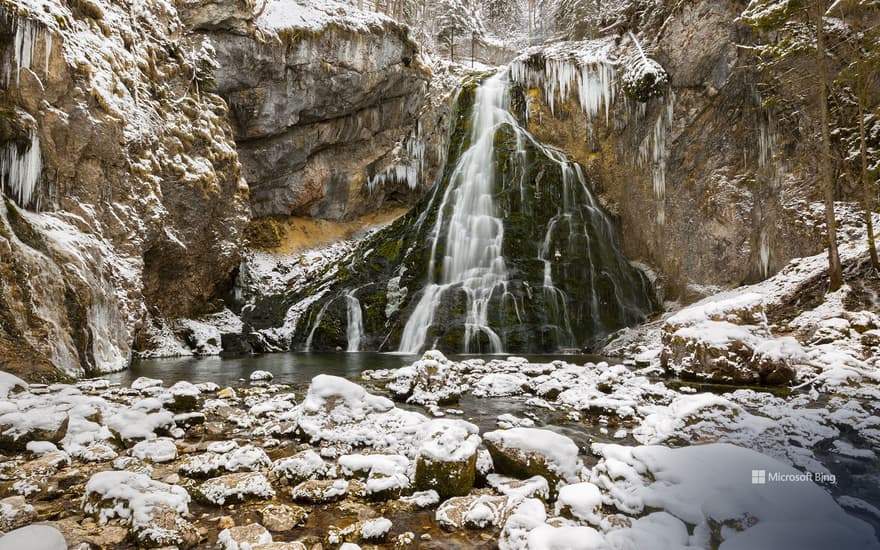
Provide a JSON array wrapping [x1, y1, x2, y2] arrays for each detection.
[[194, 472, 275, 505], [290, 479, 351, 504], [414, 419, 480, 498], [218, 523, 272, 550], [387, 350, 462, 406], [483, 427, 582, 498], [179, 444, 271, 478], [0, 525, 67, 550], [272, 450, 328, 483], [260, 503, 308, 532]]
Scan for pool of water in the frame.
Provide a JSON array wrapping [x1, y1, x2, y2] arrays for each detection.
[[101, 352, 611, 389]]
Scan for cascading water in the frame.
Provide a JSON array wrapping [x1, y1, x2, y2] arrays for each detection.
[[272, 69, 657, 355], [345, 290, 364, 352], [399, 73, 511, 354], [394, 71, 655, 354]]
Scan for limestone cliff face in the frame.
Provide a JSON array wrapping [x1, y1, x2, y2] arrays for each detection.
[[0, 0, 250, 379], [514, 0, 838, 302], [201, 5, 436, 221]]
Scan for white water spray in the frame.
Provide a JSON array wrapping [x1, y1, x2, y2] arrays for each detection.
[[345, 290, 364, 352], [399, 73, 513, 354]]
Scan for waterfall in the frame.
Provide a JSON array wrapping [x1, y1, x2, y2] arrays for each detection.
[[0, 130, 41, 209], [399, 73, 512, 354], [345, 290, 364, 352], [395, 71, 654, 354], [304, 299, 334, 352]]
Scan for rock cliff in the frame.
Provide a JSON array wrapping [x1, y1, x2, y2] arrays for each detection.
[[511, 0, 853, 302], [0, 0, 249, 379]]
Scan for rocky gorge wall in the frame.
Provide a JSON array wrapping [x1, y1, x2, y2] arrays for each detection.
[[0, 0, 251, 380], [192, 0, 450, 224], [0, 0, 457, 378], [512, 0, 844, 303]]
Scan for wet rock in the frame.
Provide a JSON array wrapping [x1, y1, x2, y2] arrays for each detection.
[[218, 523, 272, 550], [0, 412, 69, 452], [168, 381, 201, 412], [260, 503, 308, 532], [290, 479, 350, 504], [132, 504, 200, 548], [483, 428, 582, 499], [253, 543, 308, 550], [0, 495, 34, 531], [194, 472, 275, 505], [414, 420, 479, 498], [174, 412, 207, 428], [435, 494, 519, 530]]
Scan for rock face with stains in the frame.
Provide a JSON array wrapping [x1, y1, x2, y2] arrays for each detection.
[[512, 0, 864, 302], [201, 0, 437, 221]]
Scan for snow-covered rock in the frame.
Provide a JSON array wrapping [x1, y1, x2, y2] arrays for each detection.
[[484, 428, 582, 497]]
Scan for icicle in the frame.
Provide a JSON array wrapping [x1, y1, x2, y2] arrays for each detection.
[[510, 56, 616, 120], [0, 130, 41, 209], [636, 92, 674, 225], [44, 31, 52, 77], [367, 121, 425, 193], [3, 18, 40, 87]]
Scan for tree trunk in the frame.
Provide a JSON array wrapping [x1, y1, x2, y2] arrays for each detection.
[[815, 1, 844, 291], [858, 75, 880, 270], [450, 27, 455, 62]]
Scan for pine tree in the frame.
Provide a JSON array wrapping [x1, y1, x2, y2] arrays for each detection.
[[833, 0, 880, 271], [743, 0, 844, 291], [437, 0, 483, 62]]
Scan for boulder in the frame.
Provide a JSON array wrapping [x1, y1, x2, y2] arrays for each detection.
[[194, 472, 275, 505], [131, 504, 200, 548], [483, 428, 582, 499], [414, 420, 479, 498], [290, 479, 350, 504], [260, 504, 308, 532], [218, 523, 272, 550]]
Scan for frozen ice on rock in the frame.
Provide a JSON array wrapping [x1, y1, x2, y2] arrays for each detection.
[[218, 523, 273, 550], [415, 419, 480, 497], [360, 517, 392, 540], [0, 372, 27, 399], [487, 474, 550, 500], [272, 450, 328, 483], [293, 374, 427, 451]]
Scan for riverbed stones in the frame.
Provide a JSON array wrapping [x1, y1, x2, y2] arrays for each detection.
[[168, 381, 202, 412], [132, 504, 200, 548], [290, 479, 350, 504], [194, 472, 275, 505], [217, 523, 272, 550], [435, 494, 519, 530], [483, 428, 582, 499], [0, 495, 34, 531], [260, 503, 308, 532]]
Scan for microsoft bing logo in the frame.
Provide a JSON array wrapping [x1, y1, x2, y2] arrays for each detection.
[[751, 470, 766, 484]]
